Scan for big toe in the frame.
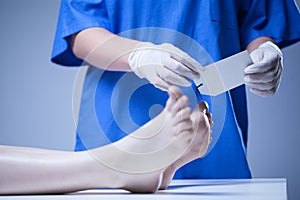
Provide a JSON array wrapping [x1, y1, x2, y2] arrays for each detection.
[[198, 101, 209, 113], [166, 86, 184, 111], [167, 86, 183, 100]]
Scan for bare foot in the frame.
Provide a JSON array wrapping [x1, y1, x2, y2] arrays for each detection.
[[89, 86, 196, 193], [159, 101, 213, 190], [113, 86, 193, 154]]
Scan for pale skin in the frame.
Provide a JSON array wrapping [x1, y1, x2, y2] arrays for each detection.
[[70, 27, 273, 189], [0, 86, 213, 195]]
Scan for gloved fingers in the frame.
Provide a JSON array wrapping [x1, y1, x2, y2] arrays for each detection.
[[246, 41, 283, 97], [245, 58, 278, 74], [154, 72, 192, 91], [245, 79, 278, 91], [249, 87, 277, 97], [245, 62, 272, 74], [247, 73, 281, 97], [160, 43, 201, 79], [162, 56, 197, 84], [245, 57, 283, 84], [151, 76, 170, 92], [157, 65, 192, 86], [170, 55, 202, 80], [248, 76, 281, 96], [275, 57, 284, 78], [246, 51, 279, 74], [153, 83, 169, 91], [244, 69, 278, 83], [249, 47, 263, 63]]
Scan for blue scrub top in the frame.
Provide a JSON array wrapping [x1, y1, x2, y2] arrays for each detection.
[[51, 0, 300, 179]]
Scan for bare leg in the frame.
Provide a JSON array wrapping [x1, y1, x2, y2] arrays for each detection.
[[0, 146, 99, 194], [0, 86, 196, 194], [159, 101, 213, 190]]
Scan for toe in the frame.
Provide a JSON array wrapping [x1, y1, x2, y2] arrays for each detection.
[[166, 86, 183, 111], [172, 95, 189, 114], [174, 107, 192, 123], [167, 86, 183, 100], [199, 101, 209, 113]]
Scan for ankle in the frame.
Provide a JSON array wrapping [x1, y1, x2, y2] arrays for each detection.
[[79, 151, 123, 189]]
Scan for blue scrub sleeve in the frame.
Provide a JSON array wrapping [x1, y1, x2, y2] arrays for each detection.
[[239, 0, 300, 49], [51, 0, 110, 66]]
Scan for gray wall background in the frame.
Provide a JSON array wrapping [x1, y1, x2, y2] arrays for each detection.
[[0, 0, 299, 199]]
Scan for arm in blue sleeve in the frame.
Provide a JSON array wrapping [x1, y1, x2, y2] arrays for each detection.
[[51, 0, 110, 66], [239, 0, 300, 49]]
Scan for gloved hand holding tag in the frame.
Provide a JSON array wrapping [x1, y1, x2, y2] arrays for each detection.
[[195, 50, 253, 96], [245, 41, 283, 97], [128, 42, 202, 91]]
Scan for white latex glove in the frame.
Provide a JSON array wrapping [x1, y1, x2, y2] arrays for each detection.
[[128, 42, 202, 91], [244, 41, 283, 97]]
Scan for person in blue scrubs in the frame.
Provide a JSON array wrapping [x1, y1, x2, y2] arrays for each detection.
[[51, 0, 300, 184]]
